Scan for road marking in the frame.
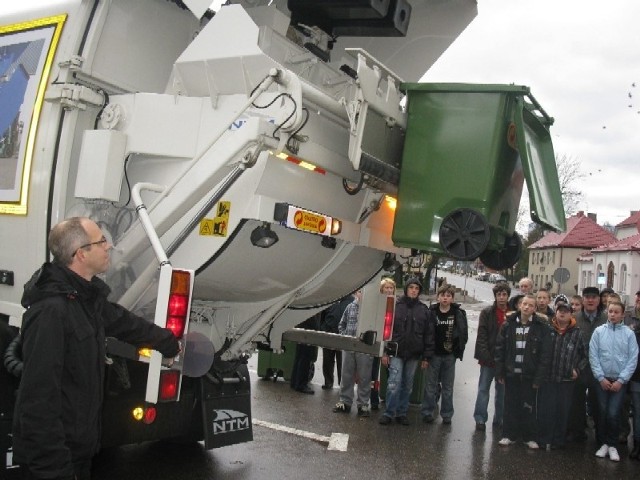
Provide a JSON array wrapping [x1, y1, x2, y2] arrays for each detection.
[[252, 419, 349, 452]]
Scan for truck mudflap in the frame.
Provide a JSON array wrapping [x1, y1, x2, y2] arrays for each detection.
[[201, 364, 253, 449]]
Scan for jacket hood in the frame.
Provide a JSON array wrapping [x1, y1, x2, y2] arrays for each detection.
[[21, 262, 110, 308], [552, 316, 576, 334], [403, 277, 423, 296]]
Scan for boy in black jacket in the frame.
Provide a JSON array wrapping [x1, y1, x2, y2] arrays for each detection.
[[421, 284, 468, 424], [495, 294, 552, 449]]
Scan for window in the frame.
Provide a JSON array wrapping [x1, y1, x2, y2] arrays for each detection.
[[620, 264, 627, 292]]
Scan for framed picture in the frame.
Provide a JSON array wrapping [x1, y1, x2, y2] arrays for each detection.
[[0, 15, 66, 215]]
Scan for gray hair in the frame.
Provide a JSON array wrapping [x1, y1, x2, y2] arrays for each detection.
[[48, 217, 90, 266]]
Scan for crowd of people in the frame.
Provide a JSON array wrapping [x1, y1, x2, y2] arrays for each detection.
[[297, 275, 640, 464]]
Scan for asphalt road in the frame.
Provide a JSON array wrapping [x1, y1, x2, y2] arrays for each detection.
[[92, 284, 638, 479]]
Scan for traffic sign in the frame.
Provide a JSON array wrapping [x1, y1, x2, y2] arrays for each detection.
[[553, 267, 570, 284]]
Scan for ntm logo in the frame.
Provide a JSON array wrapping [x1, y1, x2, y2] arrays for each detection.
[[212, 409, 250, 435]]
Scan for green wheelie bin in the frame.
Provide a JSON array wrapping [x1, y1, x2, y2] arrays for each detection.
[[392, 83, 565, 270]]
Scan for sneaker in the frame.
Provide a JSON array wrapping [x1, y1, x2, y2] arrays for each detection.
[[608, 446, 620, 462], [595, 444, 609, 458], [332, 402, 351, 413], [422, 415, 435, 424], [442, 417, 452, 425], [378, 415, 392, 425], [475, 423, 486, 431], [498, 438, 514, 446], [525, 441, 539, 450], [396, 416, 410, 426], [357, 405, 370, 417]]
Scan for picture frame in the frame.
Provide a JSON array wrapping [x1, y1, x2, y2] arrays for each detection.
[[0, 14, 66, 215]]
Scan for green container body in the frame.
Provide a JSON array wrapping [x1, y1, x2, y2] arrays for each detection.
[[392, 83, 532, 253], [257, 340, 297, 381]]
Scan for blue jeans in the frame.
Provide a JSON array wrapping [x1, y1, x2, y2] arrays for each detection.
[[422, 354, 456, 419], [594, 380, 628, 446], [383, 356, 418, 418], [472, 364, 504, 425]]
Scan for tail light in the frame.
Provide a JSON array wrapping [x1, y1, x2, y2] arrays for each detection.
[[383, 295, 395, 341], [132, 406, 157, 424], [159, 370, 180, 402], [166, 270, 191, 339]]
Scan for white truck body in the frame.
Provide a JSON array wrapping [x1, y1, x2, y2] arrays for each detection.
[[1, 0, 562, 452]]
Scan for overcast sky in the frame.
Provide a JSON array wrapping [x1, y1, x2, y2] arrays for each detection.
[[4, 0, 638, 226], [422, 0, 640, 227]]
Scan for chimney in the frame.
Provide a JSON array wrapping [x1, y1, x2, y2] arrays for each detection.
[[576, 211, 584, 217], [587, 212, 597, 222]]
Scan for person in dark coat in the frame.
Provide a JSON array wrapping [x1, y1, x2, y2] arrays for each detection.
[[290, 313, 321, 394], [378, 277, 434, 426], [421, 284, 468, 424], [12, 217, 180, 480], [319, 295, 352, 389], [495, 294, 553, 449], [472, 281, 511, 431]]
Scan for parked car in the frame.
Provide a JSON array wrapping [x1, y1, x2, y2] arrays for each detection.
[[489, 273, 506, 283], [476, 272, 491, 281]]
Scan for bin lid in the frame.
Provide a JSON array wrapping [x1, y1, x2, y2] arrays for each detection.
[[514, 99, 567, 232], [400, 82, 531, 95]]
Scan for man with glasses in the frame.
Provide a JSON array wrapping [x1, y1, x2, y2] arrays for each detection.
[[13, 217, 181, 480]]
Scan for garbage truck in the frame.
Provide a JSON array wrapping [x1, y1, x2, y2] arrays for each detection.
[[0, 0, 566, 460]]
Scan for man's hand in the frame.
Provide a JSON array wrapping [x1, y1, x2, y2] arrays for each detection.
[[381, 355, 389, 367], [420, 360, 429, 369], [600, 379, 612, 391], [571, 369, 578, 380], [497, 377, 505, 385]]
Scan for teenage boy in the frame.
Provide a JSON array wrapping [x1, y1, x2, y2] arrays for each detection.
[[535, 288, 554, 319], [538, 302, 588, 450], [473, 282, 511, 431], [421, 284, 468, 424], [379, 278, 434, 426], [495, 294, 552, 449], [590, 300, 639, 462], [333, 290, 374, 417]]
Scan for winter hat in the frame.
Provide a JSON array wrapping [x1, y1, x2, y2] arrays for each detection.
[[582, 286, 599, 297], [555, 302, 571, 312]]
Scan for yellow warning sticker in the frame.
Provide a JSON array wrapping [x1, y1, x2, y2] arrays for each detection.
[[199, 219, 214, 236], [199, 201, 231, 237], [213, 201, 231, 237]]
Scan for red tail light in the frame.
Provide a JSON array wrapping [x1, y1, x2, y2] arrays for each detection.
[[165, 270, 191, 338], [159, 370, 180, 402], [383, 296, 395, 341], [143, 407, 157, 424]]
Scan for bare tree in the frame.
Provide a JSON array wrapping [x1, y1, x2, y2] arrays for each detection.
[[516, 153, 584, 231], [555, 154, 585, 216]]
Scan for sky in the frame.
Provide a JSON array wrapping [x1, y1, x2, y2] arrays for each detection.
[[3, 0, 638, 227], [421, 0, 640, 227]]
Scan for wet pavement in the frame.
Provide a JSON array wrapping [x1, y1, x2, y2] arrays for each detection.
[[92, 281, 639, 479]]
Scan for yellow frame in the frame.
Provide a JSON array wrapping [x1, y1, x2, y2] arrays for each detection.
[[0, 15, 66, 215]]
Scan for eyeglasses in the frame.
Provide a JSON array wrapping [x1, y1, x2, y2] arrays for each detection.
[[73, 236, 108, 256]]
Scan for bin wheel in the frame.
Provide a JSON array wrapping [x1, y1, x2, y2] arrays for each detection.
[[261, 368, 273, 381], [439, 208, 490, 260], [479, 232, 523, 270]]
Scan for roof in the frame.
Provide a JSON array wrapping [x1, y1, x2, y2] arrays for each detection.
[[530, 212, 617, 249], [616, 210, 640, 228], [592, 232, 640, 252]]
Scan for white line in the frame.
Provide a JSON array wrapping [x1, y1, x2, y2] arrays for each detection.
[[252, 419, 349, 452]]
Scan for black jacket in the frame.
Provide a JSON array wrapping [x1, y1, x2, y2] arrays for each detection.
[[13, 263, 180, 479], [495, 312, 553, 385], [390, 296, 434, 361], [474, 303, 506, 367], [429, 303, 468, 360]]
